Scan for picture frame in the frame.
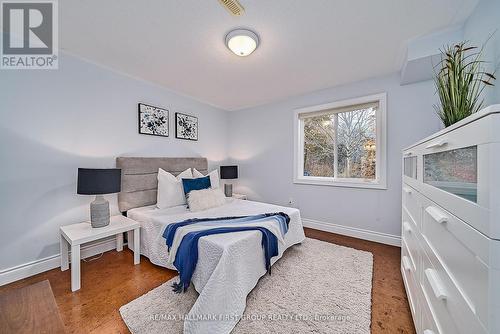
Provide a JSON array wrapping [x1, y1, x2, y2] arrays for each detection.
[[175, 112, 198, 141], [138, 103, 169, 137]]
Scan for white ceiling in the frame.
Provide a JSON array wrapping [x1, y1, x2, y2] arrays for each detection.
[[60, 0, 479, 111]]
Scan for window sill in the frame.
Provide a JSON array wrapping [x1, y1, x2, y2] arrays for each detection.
[[293, 177, 387, 190]]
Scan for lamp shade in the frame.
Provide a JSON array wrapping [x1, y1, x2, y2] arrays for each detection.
[[220, 165, 238, 179], [77, 168, 121, 195]]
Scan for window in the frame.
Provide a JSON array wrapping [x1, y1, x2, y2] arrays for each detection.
[[293, 93, 387, 189]]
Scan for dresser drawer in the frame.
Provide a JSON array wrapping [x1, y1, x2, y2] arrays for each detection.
[[420, 197, 490, 327], [402, 208, 422, 279], [401, 241, 419, 321], [420, 292, 441, 334], [402, 183, 422, 228], [421, 246, 487, 334]]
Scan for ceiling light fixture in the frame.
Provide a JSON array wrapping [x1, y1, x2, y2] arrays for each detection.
[[225, 29, 259, 57]]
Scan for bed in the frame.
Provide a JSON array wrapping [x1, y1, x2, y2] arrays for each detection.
[[116, 157, 306, 334]]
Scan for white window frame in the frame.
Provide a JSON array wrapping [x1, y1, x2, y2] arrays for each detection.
[[293, 93, 387, 189]]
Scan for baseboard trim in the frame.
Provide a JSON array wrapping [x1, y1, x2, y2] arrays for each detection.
[[0, 238, 118, 286], [1, 220, 400, 286], [302, 218, 401, 247]]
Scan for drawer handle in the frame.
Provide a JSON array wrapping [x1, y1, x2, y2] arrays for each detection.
[[425, 206, 448, 224], [425, 140, 448, 149], [423, 330, 436, 334], [403, 187, 412, 195], [403, 222, 412, 234], [402, 256, 412, 272], [425, 268, 447, 300]]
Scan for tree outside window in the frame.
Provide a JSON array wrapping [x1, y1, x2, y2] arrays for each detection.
[[303, 106, 377, 180]]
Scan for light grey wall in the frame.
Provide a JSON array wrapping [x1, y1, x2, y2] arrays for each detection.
[[463, 0, 500, 104], [228, 74, 441, 237], [0, 53, 229, 271], [1, 1, 496, 275]]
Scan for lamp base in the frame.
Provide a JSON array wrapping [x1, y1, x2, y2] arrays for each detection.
[[90, 195, 110, 228], [224, 183, 233, 197]]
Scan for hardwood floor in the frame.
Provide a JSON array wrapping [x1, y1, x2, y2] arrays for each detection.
[[304, 228, 415, 334], [0, 228, 415, 333], [0, 280, 65, 333]]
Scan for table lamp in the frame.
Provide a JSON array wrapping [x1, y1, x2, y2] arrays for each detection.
[[220, 165, 238, 197], [77, 168, 121, 228]]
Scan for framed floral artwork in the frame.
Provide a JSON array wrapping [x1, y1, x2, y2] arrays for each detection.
[[138, 103, 169, 137], [175, 112, 198, 141]]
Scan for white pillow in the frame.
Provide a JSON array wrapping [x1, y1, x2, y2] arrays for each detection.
[[156, 168, 193, 209], [187, 188, 226, 212], [193, 168, 220, 189]]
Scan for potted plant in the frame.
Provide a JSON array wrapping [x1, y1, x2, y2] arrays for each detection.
[[434, 42, 496, 127]]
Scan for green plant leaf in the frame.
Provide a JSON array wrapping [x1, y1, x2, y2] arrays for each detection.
[[433, 40, 496, 127]]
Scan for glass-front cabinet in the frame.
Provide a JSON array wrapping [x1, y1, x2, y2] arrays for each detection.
[[403, 155, 417, 179], [402, 104, 500, 239], [401, 106, 500, 334], [423, 146, 477, 203]]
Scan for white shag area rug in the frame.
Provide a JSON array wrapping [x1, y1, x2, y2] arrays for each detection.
[[120, 237, 373, 334]]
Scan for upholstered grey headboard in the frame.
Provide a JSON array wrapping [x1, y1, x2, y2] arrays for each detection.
[[116, 157, 208, 212]]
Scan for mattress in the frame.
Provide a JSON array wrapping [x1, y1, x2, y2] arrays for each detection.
[[127, 198, 306, 334]]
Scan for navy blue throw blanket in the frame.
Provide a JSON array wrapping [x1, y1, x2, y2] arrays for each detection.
[[163, 212, 290, 251], [162, 212, 290, 293]]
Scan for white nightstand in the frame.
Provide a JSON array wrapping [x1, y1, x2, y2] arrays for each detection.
[[59, 215, 140, 291], [232, 193, 247, 200]]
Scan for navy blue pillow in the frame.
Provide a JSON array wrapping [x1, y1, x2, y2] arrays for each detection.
[[182, 176, 211, 196]]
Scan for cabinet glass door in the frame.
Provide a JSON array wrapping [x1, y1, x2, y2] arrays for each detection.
[[423, 146, 477, 202], [404, 156, 417, 179]]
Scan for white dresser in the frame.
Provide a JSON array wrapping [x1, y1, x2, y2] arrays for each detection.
[[401, 104, 500, 334]]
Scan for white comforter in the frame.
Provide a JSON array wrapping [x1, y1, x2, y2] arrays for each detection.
[[127, 199, 305, 334]]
